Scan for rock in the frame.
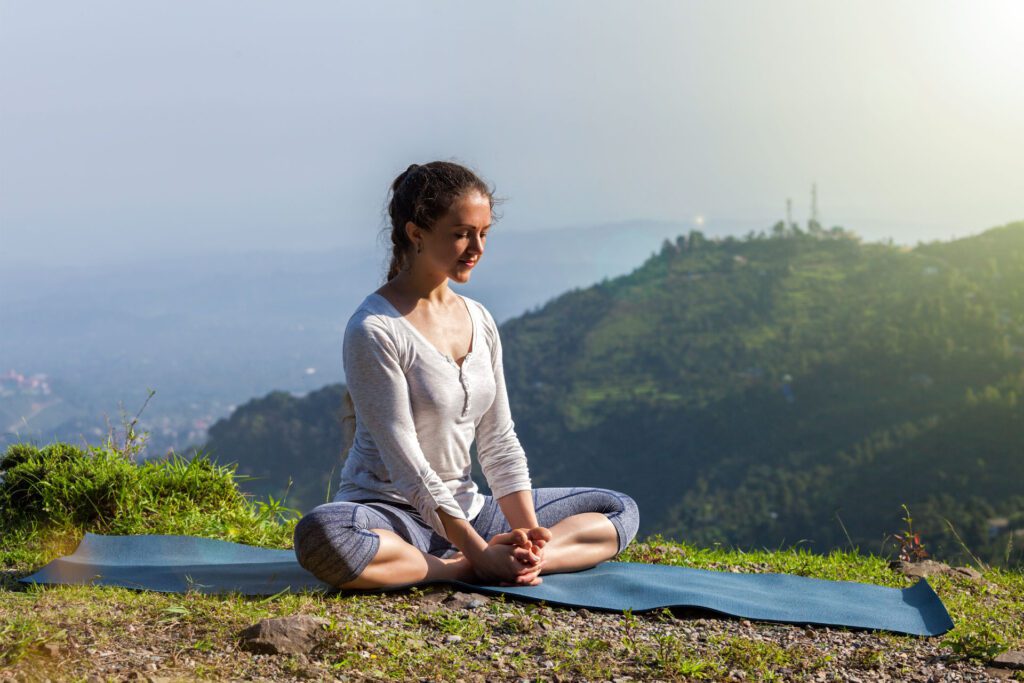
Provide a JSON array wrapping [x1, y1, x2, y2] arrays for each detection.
[[951, 566, 983, 581], [413, 588, 449, 605], [992, 650, 1024, 670], [890, 559, 986, 583], [238, 615, 330, 655], [444, 591, 490, 609], [39, 642, 61, 658], [890, 559, 952, 579], [444, 634, 463, 644]]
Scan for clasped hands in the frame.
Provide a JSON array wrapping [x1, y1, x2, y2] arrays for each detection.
[[465, 526, 552, 587]]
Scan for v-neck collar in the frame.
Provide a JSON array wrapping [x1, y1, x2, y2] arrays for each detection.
[[370, 292, 476, 369]]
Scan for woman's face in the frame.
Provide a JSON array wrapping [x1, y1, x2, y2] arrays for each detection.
[[413, 191, 491, 284]]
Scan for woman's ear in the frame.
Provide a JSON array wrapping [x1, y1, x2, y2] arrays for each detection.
[[405, 220, 421, 246]]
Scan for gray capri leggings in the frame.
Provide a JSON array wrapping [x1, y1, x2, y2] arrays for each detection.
[[293, 487, 640, 587]]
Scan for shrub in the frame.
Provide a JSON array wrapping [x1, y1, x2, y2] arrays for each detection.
[[0, 442, 298, 568]]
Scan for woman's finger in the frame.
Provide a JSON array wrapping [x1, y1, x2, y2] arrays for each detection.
[[515, 559, 546, 577], [512, 546, 540, 565], [489, 529, 531, 548]]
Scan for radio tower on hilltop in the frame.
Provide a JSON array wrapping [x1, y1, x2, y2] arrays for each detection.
[[809, 182, 820, 232], [786, 198, 793, 230]]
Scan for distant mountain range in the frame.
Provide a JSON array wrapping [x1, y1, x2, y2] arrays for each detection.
[[3, 218, 720, 452], [201, 220, 1024, 567]]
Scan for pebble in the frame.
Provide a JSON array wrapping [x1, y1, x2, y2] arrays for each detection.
[[992, 650, 1024, 670], [444, 591, 490, 610]]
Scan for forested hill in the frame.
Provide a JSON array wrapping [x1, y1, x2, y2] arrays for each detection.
[[202, 221, 1024, 566], [500, 221, 1024, 566]]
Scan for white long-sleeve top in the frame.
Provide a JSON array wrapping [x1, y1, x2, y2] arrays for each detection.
[[334, 291, 532, 539]]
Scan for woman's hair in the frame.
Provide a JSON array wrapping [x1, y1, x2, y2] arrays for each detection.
[[383, 160, 503, 281]]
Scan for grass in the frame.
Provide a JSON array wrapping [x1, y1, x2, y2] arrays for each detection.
[[0, 442, 296, 571], [1, 440, 1022, 680]]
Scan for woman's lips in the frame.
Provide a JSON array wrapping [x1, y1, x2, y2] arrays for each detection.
[[459, 258, 477, 268]]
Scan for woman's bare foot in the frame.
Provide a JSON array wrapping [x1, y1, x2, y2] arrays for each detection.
[[488, 529, 540, 563], [480, 528, 554, 586], [490, 527, 552, 561]]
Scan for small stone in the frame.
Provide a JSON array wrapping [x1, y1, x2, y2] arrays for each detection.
[[445, 634, 463, 644], [239, 615, 330, 655], [444, 591, 490, 610], [992, 650, 1024, 670], [40, 642, 61, 658], [415, 588, 449, 605]]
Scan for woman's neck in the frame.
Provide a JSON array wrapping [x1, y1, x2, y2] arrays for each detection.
[[380, 271, 455, 308]]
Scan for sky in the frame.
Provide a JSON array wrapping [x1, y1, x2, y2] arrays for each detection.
[[2, 1, 1022, 268]]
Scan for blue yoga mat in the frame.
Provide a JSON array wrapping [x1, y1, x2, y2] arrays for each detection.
[[21, 533, 953, 636]]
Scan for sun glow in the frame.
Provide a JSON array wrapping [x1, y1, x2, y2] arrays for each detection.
[[942, 2, 1024, 102]]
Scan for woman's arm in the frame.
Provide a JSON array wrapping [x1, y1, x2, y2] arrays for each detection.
[[474, 307, 533, 503], [472, 305, 551, 569], [497, 490, 538, 529]]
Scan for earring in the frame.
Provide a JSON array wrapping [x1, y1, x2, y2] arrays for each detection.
[[416, 242, 422, 254]]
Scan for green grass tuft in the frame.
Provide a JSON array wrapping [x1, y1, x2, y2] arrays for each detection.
[[0, 442, 296, 571]]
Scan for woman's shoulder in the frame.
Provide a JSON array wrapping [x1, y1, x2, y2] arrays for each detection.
[[344, 293, 398, 339]]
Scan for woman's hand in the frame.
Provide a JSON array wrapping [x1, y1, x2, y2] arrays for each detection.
[[467, 543, 545, 586], [483, 527, 553, 585]]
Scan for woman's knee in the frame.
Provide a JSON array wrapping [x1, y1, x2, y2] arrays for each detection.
[[293, 503, 382, 587], [534, 487, 640, 554], [587, 488, 640, 554]]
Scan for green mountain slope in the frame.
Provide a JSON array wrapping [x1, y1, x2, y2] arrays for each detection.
[[500, 222, 1024, 565], [202, 384, 347, 511]]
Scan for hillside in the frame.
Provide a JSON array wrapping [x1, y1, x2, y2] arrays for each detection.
[[501, 221, 1024, 566], [202, 222, 1024, 567], [202, 384, 348, 512]]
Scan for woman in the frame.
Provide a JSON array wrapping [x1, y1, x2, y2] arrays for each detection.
[[293, 161, 639, 590]]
